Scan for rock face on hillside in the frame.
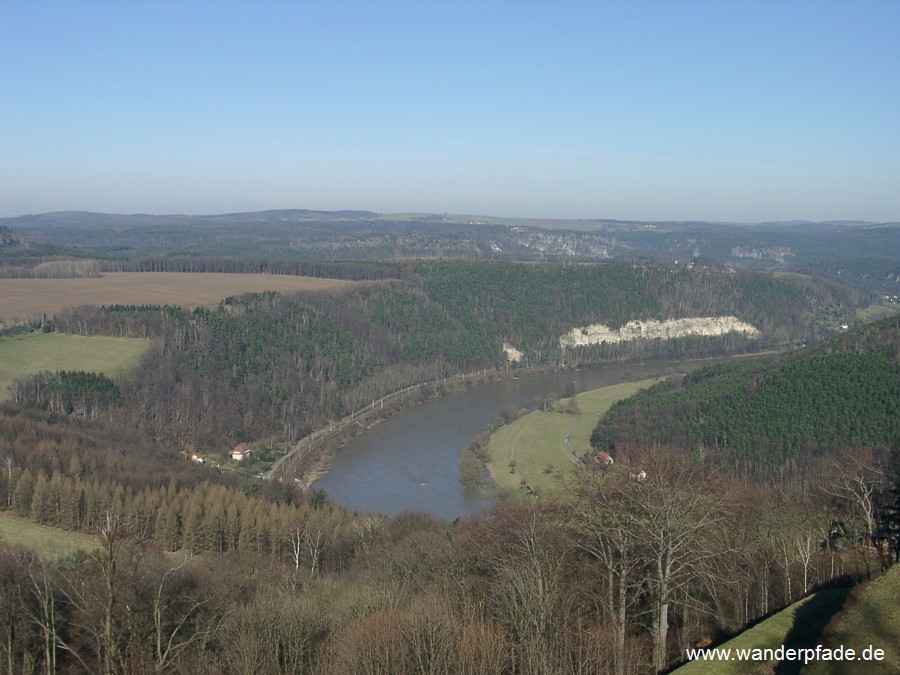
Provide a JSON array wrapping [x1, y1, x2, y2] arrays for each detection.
[[559, 316, 760, 347], [503, 342, 524, 362], [0, 226, 27, 249], [731, 245, 794, 264]]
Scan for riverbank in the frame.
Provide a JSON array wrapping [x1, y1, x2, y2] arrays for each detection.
[[266, 364, 560, 485], [269, 349, 785, 493], [310, 350, 784, 518], [483, 378, 664, 496]]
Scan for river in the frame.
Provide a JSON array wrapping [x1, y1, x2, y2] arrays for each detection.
[[313, 358, 743, 519]]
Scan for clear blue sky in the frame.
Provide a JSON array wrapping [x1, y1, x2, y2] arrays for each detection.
[[2, 1, 898, 222]]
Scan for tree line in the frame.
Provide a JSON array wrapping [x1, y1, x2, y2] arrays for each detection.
[[13, 371, 118, 419], [0, 250, 400, 281], [98, 256, 401, 281]]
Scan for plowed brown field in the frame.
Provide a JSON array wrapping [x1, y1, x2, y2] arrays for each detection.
[[0, 272, 356, 321]]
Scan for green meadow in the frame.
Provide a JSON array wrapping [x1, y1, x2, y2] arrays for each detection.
[[0, 332, 150, 400], [675, 588, 851, 675], [855, 302, 900, 322], [803, 567, 900, 675], [0, 512, 98, 559], [486, 378, 662, 495]]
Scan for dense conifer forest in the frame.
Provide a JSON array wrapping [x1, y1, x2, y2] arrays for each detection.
[[591, 315, 900, 478]]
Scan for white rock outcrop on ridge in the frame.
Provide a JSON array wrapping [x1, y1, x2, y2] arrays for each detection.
[[559, 316, 760, 348], [503, 342, 524, 362]]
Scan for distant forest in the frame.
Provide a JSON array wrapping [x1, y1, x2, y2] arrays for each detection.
[[3, 211, 899, 293]]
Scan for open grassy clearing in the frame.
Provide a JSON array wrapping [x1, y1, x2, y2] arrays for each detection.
[[486, 378, 662, 495], [0, 512, 98, 559], [0, 332, 150, 400], [675, 588, 850, 674], [0, 271, 357, 321], [855, 303, 900, 322]]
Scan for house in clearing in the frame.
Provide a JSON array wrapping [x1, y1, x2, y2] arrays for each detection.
[[231, 443, 253, 461], [191, 453, 206, 464], [595, 451, 614, 466]]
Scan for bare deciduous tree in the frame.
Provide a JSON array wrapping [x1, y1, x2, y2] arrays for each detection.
[[150, 554, 224, 674], [565, 450, 737, 673], [819, 448, 887, 544], [565, 466, 644, 675]]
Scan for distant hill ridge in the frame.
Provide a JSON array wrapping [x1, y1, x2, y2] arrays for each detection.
[[0, 209, 892, 228], [2, 210, 898, 294], [1, 209, 382, 227]]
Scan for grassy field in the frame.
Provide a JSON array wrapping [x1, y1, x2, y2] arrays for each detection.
[[0, 512, 97, 559], [0, 332, 150, 400], [855, 303, 900, 322], [0, 271, 357, 322], [675, 588, 850, 675], [486, 378, 662, 495], [803, 567, 900, 675]]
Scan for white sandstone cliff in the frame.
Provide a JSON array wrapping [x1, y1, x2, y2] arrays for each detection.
[[559, 316, 760, 348]]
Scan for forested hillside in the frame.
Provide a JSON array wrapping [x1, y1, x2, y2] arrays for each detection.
[[415, 261, 854, 349], [0, 226, 26, 250], [0, 404, 338, 557], [591, 315, 900, 478], [17, 260, 866, 452]]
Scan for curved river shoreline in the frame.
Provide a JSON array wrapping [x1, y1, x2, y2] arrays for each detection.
[[314, 356, 756, 519]]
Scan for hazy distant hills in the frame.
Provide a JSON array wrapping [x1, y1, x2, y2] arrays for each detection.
[[2, 210, 898, 294], [3, 209, 889, 230]]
